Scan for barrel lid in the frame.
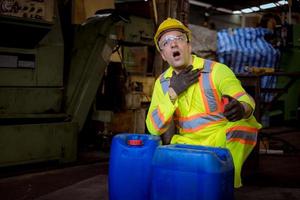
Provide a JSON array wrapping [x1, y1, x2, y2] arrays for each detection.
[[127, 139, 143, 146]]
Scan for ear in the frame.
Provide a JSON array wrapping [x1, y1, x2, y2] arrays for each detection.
[[188, 42, 192, 54]]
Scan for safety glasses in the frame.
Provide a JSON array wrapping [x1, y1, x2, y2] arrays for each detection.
[[159, 34, 188, 50]]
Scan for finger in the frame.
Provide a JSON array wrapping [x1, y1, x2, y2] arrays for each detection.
[[225, 99, 239, 110], [224, 108, 236, 118], [224, 107, 243, 121], [224, 111, 239, 121], [183, 65, 193, 73], [186, 65, 193, 71], [187, 69, 200, 78], [229, 113, 242, 121], [224, 102, 234, 111], [224, 104, 240, 116], [193, 69, 201, 76], [189, 76, 199, 84], [228, 116, 239, 122], [188, 71, 201, 81], [224, 103, 240, 115]]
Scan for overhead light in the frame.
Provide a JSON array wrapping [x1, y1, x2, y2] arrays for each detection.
[[233, 10, 242, 14], [277, 0, 288, 5], [251, 7, 260, 11], [189, 0, 233, 14], [241, 8, 253, 13], [216, 7, 233, 14], [189, 0, 212, 8], [260, 3, 277, 9], [190, 0, 288, 16]]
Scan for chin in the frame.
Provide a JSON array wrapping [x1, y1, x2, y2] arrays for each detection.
[[170, 60, 184, 68], [173, 64, 186, 69]]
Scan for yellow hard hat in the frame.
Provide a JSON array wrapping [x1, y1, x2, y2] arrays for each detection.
[[154, 17, 191, 51]]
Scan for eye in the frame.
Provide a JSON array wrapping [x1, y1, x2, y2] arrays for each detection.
[[162, 40, 169, 47], [177, 35, 185, 41]]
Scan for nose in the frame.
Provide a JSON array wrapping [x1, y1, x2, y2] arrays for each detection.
[[170, 39, 178, 48]]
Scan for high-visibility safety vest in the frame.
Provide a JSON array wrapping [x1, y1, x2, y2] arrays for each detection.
[[146, 55, 262, 188]]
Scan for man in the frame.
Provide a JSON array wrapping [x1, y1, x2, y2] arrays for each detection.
[[146, 18, 262, 188]]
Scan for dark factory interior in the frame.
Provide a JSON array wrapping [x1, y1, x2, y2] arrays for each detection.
[[0, 0, 300, 199]]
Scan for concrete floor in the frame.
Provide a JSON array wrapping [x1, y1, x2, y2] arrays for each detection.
[[1, 126, 300, 200]]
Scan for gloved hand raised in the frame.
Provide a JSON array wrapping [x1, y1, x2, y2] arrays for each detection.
[[169, 65, 201, 96], [222, 95, 246, 122]]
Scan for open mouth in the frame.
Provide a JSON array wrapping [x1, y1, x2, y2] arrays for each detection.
[[172, 51, 181, 59]]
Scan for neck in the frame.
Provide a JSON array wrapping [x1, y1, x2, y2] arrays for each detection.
[[173, 67, 184, 74], [173, 55, 194, 74]]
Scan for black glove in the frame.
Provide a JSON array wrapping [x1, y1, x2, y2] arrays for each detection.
[[169, 65, 200, 96], [222, 95, 245, 122]]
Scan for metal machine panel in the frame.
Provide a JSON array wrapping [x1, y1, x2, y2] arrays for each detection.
[[0, 87, 63, 114], [36, 45, 64, 86], [65, 13, 123, 131], [278, 48, 300, 120], [0, 1, 77, 168], [0, 3, 63, 86], [0, 0, 54, 49], [0, 0, 54, 22], [293, 24, 300, 47], [0, 122, 78, 167], [123, 15, 154, 45]]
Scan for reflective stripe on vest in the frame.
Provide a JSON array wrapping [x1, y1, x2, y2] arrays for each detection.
[[233, 91, 247, 99], [199, 60, 221, 113], [174, 59, 226, 133], [150, 106, 170, 132], [226, 126, 258, 145], [160, 72, 169, 95], [177, 113, 225, 133]]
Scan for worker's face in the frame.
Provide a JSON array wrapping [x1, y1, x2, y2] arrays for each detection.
[[158, 30, 192, 71]]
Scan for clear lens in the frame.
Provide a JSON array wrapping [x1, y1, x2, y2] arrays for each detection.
[[159, 34, 187, 50]]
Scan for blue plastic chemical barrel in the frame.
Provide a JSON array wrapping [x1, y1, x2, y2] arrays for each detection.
[[151, 144, 234, 200], [109, 133, 161, 200]]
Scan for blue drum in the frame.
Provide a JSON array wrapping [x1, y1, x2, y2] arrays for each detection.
[[151, 144, 234, 200], [109, 133, 161, 200]]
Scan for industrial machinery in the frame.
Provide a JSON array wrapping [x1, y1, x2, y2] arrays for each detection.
[[0, 1, 126, 167]]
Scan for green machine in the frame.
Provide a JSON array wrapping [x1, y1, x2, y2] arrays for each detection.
[[278, 24, 300, 122], [0, 4, 125, 167]]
